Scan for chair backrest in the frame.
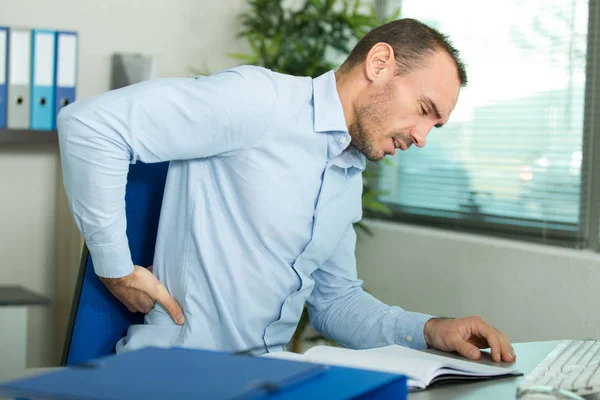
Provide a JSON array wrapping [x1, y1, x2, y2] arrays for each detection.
[[61, 162, 169, 366]]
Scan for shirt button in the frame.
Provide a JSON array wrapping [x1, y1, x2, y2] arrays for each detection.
[[339, 137, 347, 144], [406, 335, 413, 342], [286, 298, 292, 304]]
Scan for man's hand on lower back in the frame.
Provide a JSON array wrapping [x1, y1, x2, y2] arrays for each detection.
[[423, 316, 516, 363], [98, 265, 185, 325]]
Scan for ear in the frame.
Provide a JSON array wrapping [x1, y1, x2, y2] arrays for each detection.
[[364, 42, 395, 82]]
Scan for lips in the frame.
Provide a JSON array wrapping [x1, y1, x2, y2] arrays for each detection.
[[398, 139, 407, 151], [389, 138, 397, 155], [392, 137, 408, 151]]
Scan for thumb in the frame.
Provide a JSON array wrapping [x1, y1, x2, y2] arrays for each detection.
[[456, 340, 481, 360], [138, 268, 185, 326]]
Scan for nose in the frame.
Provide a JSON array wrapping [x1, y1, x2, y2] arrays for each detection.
[[410, 130, 428, 148], [410, 133, 426, 148], [410, 121, 435, 148]]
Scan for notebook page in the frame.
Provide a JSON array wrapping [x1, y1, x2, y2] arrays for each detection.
[[264, 349, 428, 388], [304, 345, 518, 386], [262, 351, 309, 362], [302, 345, 443, 388], [264, 345, 518, 389], [362, 345, 517, 376]]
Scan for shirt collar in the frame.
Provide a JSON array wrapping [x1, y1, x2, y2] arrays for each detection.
[[330, 147, 366, 172], [312, 70, 348, 134]]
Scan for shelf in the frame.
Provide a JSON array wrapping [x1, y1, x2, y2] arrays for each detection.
[[0, 285, 50, 307], [0, 129, 58, 145]]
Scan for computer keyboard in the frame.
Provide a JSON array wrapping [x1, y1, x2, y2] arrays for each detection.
[[518, 340, 600, 399]]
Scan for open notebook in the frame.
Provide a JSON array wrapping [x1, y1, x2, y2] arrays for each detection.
[[264, 345, 521, 390]]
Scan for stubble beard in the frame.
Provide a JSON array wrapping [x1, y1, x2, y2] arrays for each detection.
[[349, 84, 395, 162]]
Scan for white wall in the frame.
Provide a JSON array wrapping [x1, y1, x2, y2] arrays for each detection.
[[356, 219, 600, 343], [0, 0, 249, 367], [0, 145, 58, 368]]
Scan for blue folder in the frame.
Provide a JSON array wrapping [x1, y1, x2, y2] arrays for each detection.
[[30, 29, 56, 130], [0, 347, 407, 400], [53, 31, 78, 129]]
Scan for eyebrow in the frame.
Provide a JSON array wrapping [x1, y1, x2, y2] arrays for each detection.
[[424, 96, 446, 128]]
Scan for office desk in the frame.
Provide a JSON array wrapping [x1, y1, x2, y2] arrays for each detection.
[[0, 341, 559, 399], [412, 340, 559, 399]]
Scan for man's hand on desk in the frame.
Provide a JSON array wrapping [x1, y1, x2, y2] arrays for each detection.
[[98, 265, 185, 325], [423, 316, 516, 363]]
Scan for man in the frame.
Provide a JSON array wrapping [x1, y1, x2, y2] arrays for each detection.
[[57, 18, 516, 362]]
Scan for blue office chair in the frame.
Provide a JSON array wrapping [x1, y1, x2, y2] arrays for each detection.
[[61, 162, 170, 366]]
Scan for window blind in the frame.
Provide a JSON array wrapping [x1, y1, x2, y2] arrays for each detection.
[[376, 0, 592, 244]]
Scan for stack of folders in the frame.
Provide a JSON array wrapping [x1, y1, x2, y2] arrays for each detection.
[[0, 347, 409, 400], [0, 26, 78, 131]]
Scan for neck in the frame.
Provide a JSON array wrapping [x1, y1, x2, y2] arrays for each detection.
[[335, 69, 360, 131]]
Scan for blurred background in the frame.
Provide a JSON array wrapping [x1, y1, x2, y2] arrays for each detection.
[[0, 0, 599, 369]]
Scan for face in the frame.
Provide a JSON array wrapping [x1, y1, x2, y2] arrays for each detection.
[[349, 46, 461, 162]]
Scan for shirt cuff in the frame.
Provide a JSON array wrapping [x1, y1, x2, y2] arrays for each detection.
[[87, 238, 135, 278], [394, 311, 436, 350]]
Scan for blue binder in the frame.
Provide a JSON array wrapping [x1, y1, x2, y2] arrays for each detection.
[[0, 347, 407, 400], [53, 30, 77, 128], [30, 29, 56, 130], [0, 26, 8, 128]]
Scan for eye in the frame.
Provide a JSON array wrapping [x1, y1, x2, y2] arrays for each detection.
[[420, 105, 428, 116]]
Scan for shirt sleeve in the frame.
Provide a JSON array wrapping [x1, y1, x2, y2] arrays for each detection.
[[306, 223, 435, 350], [57, 66, 278, 278]]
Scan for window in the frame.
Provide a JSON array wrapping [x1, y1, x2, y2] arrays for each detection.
[[376, 0, 597, 246]]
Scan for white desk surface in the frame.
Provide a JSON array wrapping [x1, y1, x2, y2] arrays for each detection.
[[412, 340, 559, 399]]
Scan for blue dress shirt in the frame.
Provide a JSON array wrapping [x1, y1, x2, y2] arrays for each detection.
[[57, 65, 434, 354]]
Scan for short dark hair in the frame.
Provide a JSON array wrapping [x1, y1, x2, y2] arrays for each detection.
[[340, 18, 467, 87]]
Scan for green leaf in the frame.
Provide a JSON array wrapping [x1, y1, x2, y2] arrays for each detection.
[[352, 0, 360, 16], [309, 0, 322, 10], [363, 200, 391, 214], [342, 0, 349, 14], [227, 52, 259, 63], [354, 221, 373, 236], [325, 0, 335, 12]]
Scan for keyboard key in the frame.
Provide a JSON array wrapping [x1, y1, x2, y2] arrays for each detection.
[[588, 369, 600, 387], [549, 341, 582, 373], [518, 377, 538, 392], [589, 351, 600, 365], [573, 366, 596, 389], [578, 343, 600, 366], [566, 341, 594, 367], [518, 340, 600, 399]]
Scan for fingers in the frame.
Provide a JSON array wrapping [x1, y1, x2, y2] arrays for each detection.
[[475, 319, 518, 363], [478, 322, 502, 362], [509, 342, 516, 360], [456, 340, 481, 361], [143, 272, 185, 325], [495, 327, 516, 362], [153, 284, 185, 325], [125, 293, 155, 313], [102, 265, 185, 325], [425, 316, 515, 363]]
